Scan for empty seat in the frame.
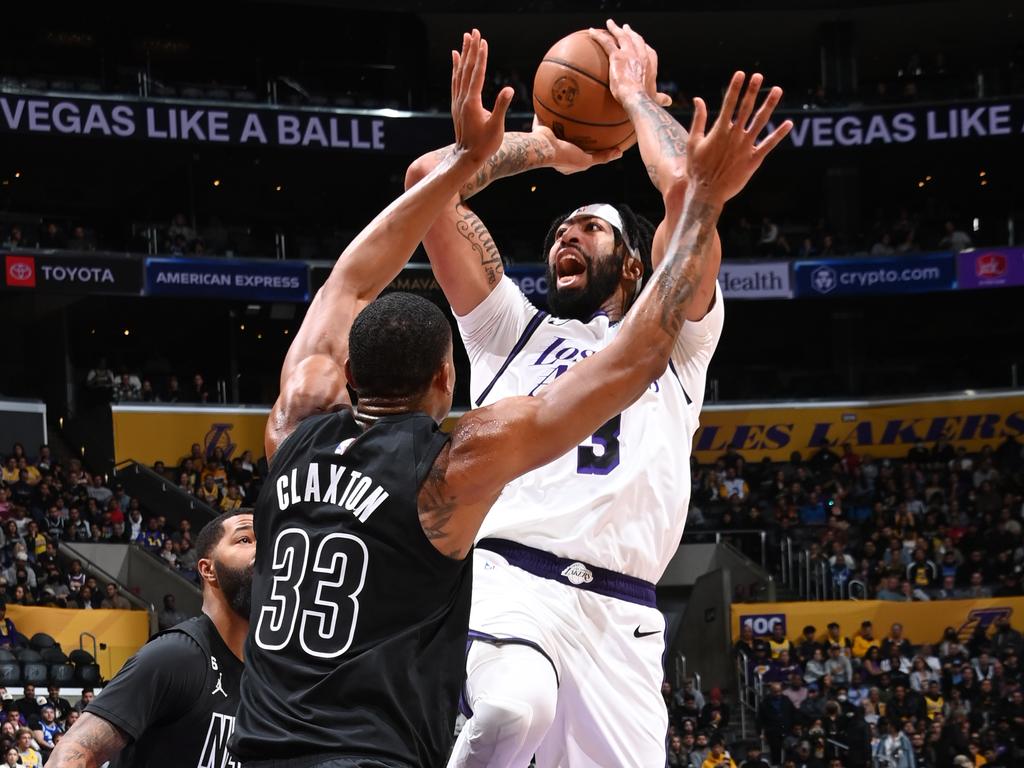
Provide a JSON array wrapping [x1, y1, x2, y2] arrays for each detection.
[[40, 648, 67, 664], [0, 662, 19, 684], [15, 649, 42, 663], [48, 663, 75, 685], [0, 650, 16, 663], [68, 649, 95, 666], [30, 633, 57, 651], [22, 661, 47, 685], [75, 663, 101, 686]]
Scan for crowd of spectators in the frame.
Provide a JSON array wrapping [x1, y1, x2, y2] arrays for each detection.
[[723, 209, 977, 263], [84, 360, 213, 405], [0, 439, 263, 611], [0, 682, 92, 764], [734, 615, 1024, 768], [689, 434, 1024, 604]]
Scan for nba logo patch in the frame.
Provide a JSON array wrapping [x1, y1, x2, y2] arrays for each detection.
[[5, 255, 35, 288]]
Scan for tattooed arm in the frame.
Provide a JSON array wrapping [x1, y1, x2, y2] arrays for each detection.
[[267, 30, 513, 459], [417, 76, 792, 558], [406, 128, 621, 316], [590, 20, 728, 322], [46, 713, 129, 768]]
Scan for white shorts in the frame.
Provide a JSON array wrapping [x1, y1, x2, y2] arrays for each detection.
[[468, 547, 668, 767]]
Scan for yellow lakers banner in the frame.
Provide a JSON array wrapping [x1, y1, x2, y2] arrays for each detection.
[[732, 597, 1024, 647], [112, 405, 270, 466], [696, 390, 1024, 463], [7, 605, 149, 679]]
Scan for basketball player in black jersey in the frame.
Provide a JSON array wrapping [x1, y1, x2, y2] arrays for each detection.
[[230, 29, 791, 768], [46, 510, 254, 768]]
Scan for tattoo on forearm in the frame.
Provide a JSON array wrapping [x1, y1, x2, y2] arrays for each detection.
[[419, 460, 466, 560], [48, 712, 128, 768], [651, 199, 718, 336], [627, 94, 688, 185], [455, 203, 504, 287], [460, 133, 554, 199]]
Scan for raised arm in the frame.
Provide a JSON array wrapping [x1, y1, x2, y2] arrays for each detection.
[[266, 29, 513, 459], [420, 73, 793, 557], [405, 129, 623, 316], [591, 19, 726, 321]]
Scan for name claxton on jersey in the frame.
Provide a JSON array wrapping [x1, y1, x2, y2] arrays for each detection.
[[274, 459, 390, 524]]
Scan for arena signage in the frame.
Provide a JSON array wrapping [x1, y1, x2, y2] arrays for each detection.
[[718, 261, 792, 299], [956, 247, 1024, 290], [695, 390, 1024, 463], [2, 90, 1021, 154], [765, 97, 1024, 149], [145, 256, 309, 302], [793, 252, 955, 297], [1, 250, 143, 295], [0, 91, 453, 154]]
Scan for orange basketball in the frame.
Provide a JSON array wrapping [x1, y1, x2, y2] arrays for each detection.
[[532, 30, 633, 151]]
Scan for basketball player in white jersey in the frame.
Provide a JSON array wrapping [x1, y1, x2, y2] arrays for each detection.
[[406, 21, 792, 767]]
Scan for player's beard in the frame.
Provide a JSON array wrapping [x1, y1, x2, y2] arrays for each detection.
[[215, 559, 253, 620], [546, 246, 624, 321]]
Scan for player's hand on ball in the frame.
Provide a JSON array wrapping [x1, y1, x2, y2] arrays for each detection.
[[530, 118, 622, 174], [685, 71, 793, 206], [589, 20, 672, 109], [451, 29, 514, 165]]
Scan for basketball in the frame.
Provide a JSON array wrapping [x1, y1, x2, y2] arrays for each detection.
[[532, 30, 634, 151]]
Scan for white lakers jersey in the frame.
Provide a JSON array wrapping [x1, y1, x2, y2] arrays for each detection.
[[456, 276, 725, 583]]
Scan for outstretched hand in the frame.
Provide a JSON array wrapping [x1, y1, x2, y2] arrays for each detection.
[[451, 29, 514, 165], [685, 71, 793, 206]]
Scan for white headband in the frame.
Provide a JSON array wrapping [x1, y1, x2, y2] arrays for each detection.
[[562, 203, 639, 258], [561, 203, 643, 299]]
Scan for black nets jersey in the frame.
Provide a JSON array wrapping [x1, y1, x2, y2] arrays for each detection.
[[231, 410, 470, 767], [88, 614, 244, 768]]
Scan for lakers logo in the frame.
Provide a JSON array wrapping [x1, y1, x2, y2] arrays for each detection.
[[551, 76, 579, 108], [561, 562, 594, 586]]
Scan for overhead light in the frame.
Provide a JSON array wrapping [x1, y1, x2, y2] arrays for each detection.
[[979, 170, 986, 177], [239, 323, 245, 331], [257, 333, 263, 340], [275, 185, 283, 192], [14, 171, 20, 179], [283, 329, 289, 335], [917, 181, 925, 188], [123, 329, 130, 336], [925, 175, 932, 181], [981, 180, 988, 186], [972, 217, 980, 232], [213, 179, 221, 187], [530, 185, 537, 192]]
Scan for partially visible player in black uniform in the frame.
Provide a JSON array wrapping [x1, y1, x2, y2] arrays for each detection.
[[230, 27, 790, 768], [47, 511, 254, 768]]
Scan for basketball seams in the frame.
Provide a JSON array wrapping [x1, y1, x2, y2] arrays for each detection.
[[532, 95, 632, 128], [540, 57, 610, 88]]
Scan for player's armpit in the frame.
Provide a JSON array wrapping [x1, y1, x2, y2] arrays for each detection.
[[46, 712, 130, 768], [266, 354, 349, 461]]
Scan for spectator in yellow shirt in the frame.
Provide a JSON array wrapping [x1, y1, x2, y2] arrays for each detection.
[[0, 458, 19, 486], [201, 460, 228, 488], [15, 459, 39, 486], [220, 484, 243, 512], [701, 738, 738, 768], [768, 623, 793, 660], [852, 620, 880, 659]]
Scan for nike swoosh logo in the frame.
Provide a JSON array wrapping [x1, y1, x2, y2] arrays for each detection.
[[634, 626, 659, 638]]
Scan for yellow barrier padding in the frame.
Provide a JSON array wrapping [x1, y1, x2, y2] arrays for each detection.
[[112, 405, 270, 467], [697, 391, 1024, 463], [732, 596, 1024, 646], [7, 605, 150, 681]]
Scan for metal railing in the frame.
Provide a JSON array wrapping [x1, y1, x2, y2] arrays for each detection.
[[779, 536, 864, 601], [682, 528, 769, 570]]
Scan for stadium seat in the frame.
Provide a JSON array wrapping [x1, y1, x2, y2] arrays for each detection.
[[68, 649, 95, 666], [29, 633, 58, 651], [22, 661, 47, 685], [75, 662, 102, 686], [15, 649, 42, 663], [41, 647, 68, 664], [0, 650, 15, 663], [48, 663, 76, 685], [0, 662, 19, 685]]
